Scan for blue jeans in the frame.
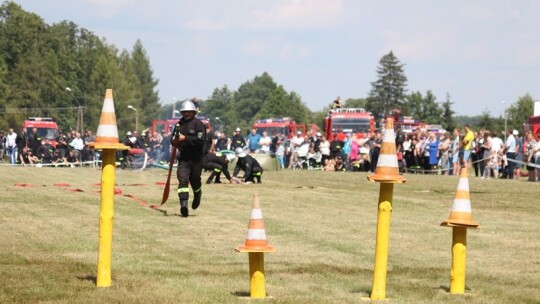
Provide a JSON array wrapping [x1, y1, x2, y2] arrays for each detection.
[[7, 146, 17, 164]]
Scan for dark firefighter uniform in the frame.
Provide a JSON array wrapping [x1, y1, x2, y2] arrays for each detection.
[[173, 114, 206, 217], [204, 152, 232, 184], [233, 153, 263, 184]]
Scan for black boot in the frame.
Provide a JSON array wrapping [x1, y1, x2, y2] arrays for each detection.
[[206, 172, 216, 184], [192, 190, 202, 210], [180, 199, 189, 217]]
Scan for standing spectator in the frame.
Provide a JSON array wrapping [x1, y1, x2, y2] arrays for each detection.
[[230, 127, 246, 151], [427, 132, 439, 173], [0, 131, 5, 162], [288, 131, 305, 169], [270, 132, 280, 156], [349, 134, 360, 171], [259, 131, 272, 154], [503, 130, 517, 179], [246, 129, 261, 153], [149, 131, 163, 163], [450, 128, 461, 175], [215, 132, 228, 151], [462, 125, 474, 171], [534, 139, 540, 182], [276, 141, 285, 169], [320, 136, 330, 166], [471, 132, 481, 177], [370, 132, 382, 172], [55, 131, 68, 159], [70, 132, 85, 161], [83, 130, 96, 162], [514, 130, 523, 179], [28, 127, 41, 155], [160, 131, 171, 163], [480, 131, 492, 178], [438, 132, 451, 175], [15, 128, 28, 164], [524, 131, 537, 182]]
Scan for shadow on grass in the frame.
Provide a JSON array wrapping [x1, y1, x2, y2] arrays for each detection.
[[231, 291, 250, 297], [77, 275, 96, 284]]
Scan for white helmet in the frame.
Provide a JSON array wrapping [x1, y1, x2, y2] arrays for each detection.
[[235, 147, 247, 158], [180, 100, 197, 112], [225, 153, 236, 162], [126, 131, 132, 136]]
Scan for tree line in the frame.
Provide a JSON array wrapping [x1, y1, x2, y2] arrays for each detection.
[[1, 1, 535, 137]]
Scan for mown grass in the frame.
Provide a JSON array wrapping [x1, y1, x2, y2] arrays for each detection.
[[0, 166, 538, 303]]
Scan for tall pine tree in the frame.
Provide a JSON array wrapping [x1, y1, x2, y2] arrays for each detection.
[[366, 51, 408, 118]]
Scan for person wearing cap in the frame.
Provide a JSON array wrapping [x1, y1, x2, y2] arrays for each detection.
[[233, 147, 263, 184], [231, 127, 246, 151], [503, 129, 517, 179], [204, 151, 234, 184], [171, 100, 207, 217]]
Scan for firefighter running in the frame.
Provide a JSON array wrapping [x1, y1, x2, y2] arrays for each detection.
[[171, 100, 207, 217], [233, 148, 264, 184]]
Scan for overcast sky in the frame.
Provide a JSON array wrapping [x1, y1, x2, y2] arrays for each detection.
[[13, 0, 540, 117]]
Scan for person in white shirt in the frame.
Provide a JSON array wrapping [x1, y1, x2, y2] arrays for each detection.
[[504, 130, 517, 179], [258, 131, 272, 154], [288, 131, 305, 169], [6, 128, 18, 164], [70, 132, 85, 161]]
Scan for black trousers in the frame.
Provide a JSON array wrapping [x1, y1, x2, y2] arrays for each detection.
[[177, 159, 203, 201]]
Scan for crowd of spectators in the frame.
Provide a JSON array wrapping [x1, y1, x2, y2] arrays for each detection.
[[0, 127, 96, 167], [3, 123, 539, 182]]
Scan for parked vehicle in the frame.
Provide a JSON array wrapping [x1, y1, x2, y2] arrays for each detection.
[[23, 117, 59, 147]]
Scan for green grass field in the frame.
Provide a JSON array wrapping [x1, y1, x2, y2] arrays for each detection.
[[0, 166, 538, 304]]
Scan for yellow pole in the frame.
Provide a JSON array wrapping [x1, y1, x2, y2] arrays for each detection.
[[370, 183, 394, 300], [248, 252, 267, 298], [450, 227, 467, 294], [96, 149, 116, 287]]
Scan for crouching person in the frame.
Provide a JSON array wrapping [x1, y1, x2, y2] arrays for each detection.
[[233, 148, 264, 184], [204, 151, 235, 184]]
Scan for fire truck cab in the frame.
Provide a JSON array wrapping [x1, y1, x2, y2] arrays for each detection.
[[252, 117, 306, 138], [23, 117, 60, 147], [325, 108, 375, 141]]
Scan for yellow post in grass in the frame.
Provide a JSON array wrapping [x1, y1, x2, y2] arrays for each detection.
[[370, 183, 394, 300], [91, 88, 129, 288], [450, 227, 467, 294], [249, 252, 266, 298], [366, 118, 406, 301], [96, 149, 116, 287], [235, 194, 275, 299]]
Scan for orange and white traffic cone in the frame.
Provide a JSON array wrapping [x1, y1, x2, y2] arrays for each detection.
[[236, 194, 275, 253], [368, 118, 406, 183], [235, 194, 275, 299], [90, 89, 129, 151], [441, 167, 479, 228]]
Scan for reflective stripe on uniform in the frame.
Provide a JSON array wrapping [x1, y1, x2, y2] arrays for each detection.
[[213, 168, 222, 173], [177, 187, 189, 193], [194, 186, 202, 193], [254, 172, 261, 176]]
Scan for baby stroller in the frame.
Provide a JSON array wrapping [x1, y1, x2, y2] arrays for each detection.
[[292, 142, 315, 170]]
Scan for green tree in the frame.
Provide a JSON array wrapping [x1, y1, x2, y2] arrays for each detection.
[[342, 97, 367, 109], [441, 93, 456, 132], [507, 94, 534, 132], [366, 51, 408, 118], [233, 72, 278, 129], [200, 85, 235, 133], [403, 90, 442, 124], [131, 39, 159, 128], [477, 110, 495, 132]]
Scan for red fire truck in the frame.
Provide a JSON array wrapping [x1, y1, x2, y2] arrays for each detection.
[[325, 108, 375, 141], [252, 117, 306, 138], [23, 117, 60, 147]]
